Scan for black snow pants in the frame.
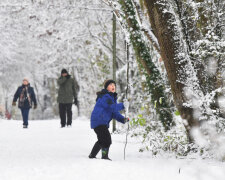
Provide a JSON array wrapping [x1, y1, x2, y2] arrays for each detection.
[[94, 125, 112, 148], [59, 103, 73, 127]]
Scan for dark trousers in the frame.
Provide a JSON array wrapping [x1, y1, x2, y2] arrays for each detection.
[[21, 108, 30, 126], [94, 125, 112, 149], [59, 103, 72, 126]]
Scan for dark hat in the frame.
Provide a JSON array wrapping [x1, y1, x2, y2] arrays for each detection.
[[104, 79, 116, 89], [61, 69, 68, 74]]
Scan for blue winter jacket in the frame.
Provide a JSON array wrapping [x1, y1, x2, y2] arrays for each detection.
[[13, 84, 37, 109], [91, 89, 125, 129]]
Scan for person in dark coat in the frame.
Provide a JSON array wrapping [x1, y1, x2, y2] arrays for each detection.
[[12, 78, 37, 128], [57, 69, 78, 128], [89, 79, 129, 160]]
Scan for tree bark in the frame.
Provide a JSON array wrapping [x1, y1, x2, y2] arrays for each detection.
[[119, 0, 174, 129], [144, 0, 200, 141]]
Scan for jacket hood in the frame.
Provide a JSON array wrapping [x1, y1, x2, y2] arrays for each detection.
[[96, 89, 117, 102], [61, 69, 68, 74]]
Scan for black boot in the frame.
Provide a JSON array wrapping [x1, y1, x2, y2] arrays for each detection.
[[101, 148, 111, 161], [89, 142, 101, 159]]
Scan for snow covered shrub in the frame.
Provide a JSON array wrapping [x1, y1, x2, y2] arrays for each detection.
[[130, 109, 191, 157], [128, 99, 209, 157], [190, 117, 225, 161], [128, 102, 225, 159]]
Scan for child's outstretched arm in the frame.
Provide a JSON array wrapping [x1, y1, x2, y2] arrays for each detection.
[[116, 102, 124, 111], [112, 111, 125, 124]]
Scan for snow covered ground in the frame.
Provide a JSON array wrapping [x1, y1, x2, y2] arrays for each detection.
[[0, 117, 225, 180]]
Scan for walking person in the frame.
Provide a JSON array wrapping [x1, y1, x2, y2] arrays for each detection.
[[12, 78, 37, 128], [57, 69, 78, 128], [89, 79, 129, 160]]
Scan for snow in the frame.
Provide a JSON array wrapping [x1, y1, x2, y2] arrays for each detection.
[[0, 117, 225, 180]]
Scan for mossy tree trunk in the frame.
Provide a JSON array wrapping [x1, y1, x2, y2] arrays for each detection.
[[144, 0, 201, 141], [119, 0, 173, 130]]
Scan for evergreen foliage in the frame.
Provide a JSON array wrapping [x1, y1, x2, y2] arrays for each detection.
[[119, 0, 173, 129]]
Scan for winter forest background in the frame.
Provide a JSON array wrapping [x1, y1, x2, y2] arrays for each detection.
[[0, 0, 225, 161]]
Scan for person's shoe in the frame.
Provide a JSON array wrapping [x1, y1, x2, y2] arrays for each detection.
[[88, 154, 96, 159], [23, 125, 28, 128], [67, 124, 72, 128], [101, 148, 112, 161], [61, 125, 65, 128], [102, 156, 112, 161], [89, 142, 101, 159]]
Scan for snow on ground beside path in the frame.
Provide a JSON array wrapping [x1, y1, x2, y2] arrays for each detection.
[[0, 117, 225, 180]]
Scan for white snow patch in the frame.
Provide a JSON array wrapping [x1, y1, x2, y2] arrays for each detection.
[[191, 127, 209, 147], [206, 57, 218, 76], [218, 96, 225, 113], [0, 118, 225, 180]]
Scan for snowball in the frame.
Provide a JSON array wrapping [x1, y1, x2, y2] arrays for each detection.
[[218, 96, 225, 113], [206, 57, 217, 76], [191, 127, 208, 147]]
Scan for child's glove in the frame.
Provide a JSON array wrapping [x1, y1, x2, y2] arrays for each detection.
[[12, 102, 16, 106], [123, 99, 129, 110], [124, 117, 130, 123]]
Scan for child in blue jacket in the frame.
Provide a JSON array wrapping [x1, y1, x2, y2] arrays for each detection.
[[89, 79, 129, 160]]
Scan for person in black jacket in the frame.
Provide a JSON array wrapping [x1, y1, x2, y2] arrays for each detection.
[[12, 78, 37, 128]]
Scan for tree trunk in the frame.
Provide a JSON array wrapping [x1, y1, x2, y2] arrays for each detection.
[[119, 0, 174, 130], [144, 0, 200, 141]]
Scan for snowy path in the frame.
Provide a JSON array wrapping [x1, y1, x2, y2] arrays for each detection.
[[0, 118, 225, 180]]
